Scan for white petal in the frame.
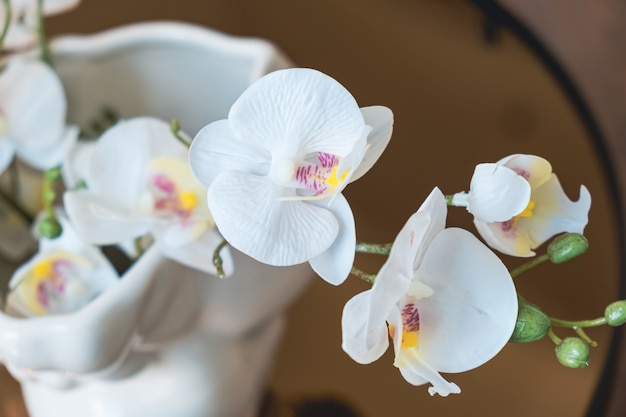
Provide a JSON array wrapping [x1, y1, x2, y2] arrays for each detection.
[[467, 163, 531, 222], [308, 193, 355, 285], [524, 177, 591, 248], [397, 350, 461, 396], [499, 154, 552, 189], [208, 171, 338, 266], [415, 228, 518, 373], [16, 125, 79, 170], [350, 106, 393, 182], [189, 119, 270, 188], [341, 290, 390, 364], [87, 117, 187, 210], [0, 139, 16, 174], [0, 58, 65, 149], [474, 219, 535, 257], [64, 191, 149, 244], [229, 68, 366, 157], [61, 140, 96, 189], [158, 228, 234, 276]]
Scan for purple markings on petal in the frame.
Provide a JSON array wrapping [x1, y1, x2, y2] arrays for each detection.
[[401, 301, 420, 332]]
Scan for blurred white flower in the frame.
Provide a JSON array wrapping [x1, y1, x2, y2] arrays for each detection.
[[0, 0, 80, 50], [342, 188, 518, 396], [0, 57, 78, 174], [469, 154, 591, 257], [63, 117, 232, 275], [5, 216, 117, 317], [189, 68, 393, 285]]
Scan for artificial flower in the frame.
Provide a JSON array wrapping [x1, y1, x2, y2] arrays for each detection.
[[0, 0, 80, 50], [63, 117, 233, 275], [0, 56, 78, 174], [469, 154, 591, 257], [341, 188, 518, 396], [189, 68, 393, 285], [5, 216, 118, 317]]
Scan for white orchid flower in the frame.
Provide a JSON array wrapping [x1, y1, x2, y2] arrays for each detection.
[[5, 216, 118, 317], [0, 0, 80, 50], [0, 57, 78, 174], [342, 188, 518, 396], [189, 68, 393, 285], [456, 154, 591, 257], [63, 117, 233, 276]]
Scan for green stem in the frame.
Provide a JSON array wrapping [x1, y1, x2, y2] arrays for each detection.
[[213, 238, 229, 279], [574, 327, 598, 347], [547, 328, 562, 345], [36, 0, 53, 67], [0, 0, 11, 51], [170, 119, 191, 148], [350, 266, 376, 284], [355, 242, 392, 256], [509, 253, 551, 278], [445, 194, 454, 206], [550, 316, 607, 329]]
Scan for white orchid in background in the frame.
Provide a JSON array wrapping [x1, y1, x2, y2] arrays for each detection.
[[63, 117, 233, 276], [342, 188, 518, 396], [0, 56, 78, 174], [451, 154, 591, 257], [189, 68, 393, 285], [0, 0, 80, 50], [6, 216, 118, 317]]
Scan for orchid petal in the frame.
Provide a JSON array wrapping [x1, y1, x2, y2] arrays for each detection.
[[473, 219, 535, 257], [61, 140, 96, 189], [189, 119, 270, 188], [498, 154, 552, 189], [524, 178, 591, 248], [157, 228, 234, 276], [208, 171, 338, 265], [86, 117, 187, 211], [416, 228, 517, 372], [229, 68, 366, 157], [467, 163, 531, 222], [308, 193, 355, 285], [64, 191, 149, 244], [350, 106, 393, 182], [397, 351, 461, 396], [16, 125, 79, 170], [0, 58, 65, 149]]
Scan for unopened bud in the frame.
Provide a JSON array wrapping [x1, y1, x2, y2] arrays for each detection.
[[38, 217, 62, 239], [555, 337, 590, 368], [510, 298, 551, 343], [547, 233, 589, 264], [44, 167, 61, 181], [605, 300, 626, 326]]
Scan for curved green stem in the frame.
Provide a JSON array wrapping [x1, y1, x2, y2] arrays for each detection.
[[547, 328, 562, 345], [0, 0, 11, 52], [350, 266, 376, 284], [509, 254, 550, 278], [36, 0, 53, 67], [550, 316, 607, 329], [574, 327, 598, 347], [170, 119, 191, 148], [355, 242, 392, 256], [213, 238, 229, 279]]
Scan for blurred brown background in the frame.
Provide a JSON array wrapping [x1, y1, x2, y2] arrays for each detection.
[[1, 0, 623, 416]]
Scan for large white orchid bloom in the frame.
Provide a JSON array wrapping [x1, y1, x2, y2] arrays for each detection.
[[0, 0, 80, 50], [63, 117, 232, 276], [189, 68, 393, 285], [342, 188, 518, 396], [464, 154, 591, 257], [0, 57, 77, 174]]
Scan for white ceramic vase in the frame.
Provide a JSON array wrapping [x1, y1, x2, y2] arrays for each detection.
[[0, 22, 312, 417]]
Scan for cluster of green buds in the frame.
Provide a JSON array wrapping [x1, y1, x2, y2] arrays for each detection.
[[509, 233, 626, 368], [37, 166, 63, 239]]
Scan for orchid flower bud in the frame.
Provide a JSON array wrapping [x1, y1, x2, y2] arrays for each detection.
[[555, 337, 590, 368], [509, 298, 551, 343], [547, 233, 588, 264], [604, 300, 626, 326]]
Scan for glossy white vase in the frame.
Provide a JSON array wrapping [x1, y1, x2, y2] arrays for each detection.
[[0, 22, 312, 417]]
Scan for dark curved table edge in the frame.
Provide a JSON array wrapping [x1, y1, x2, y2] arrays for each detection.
[[469, 1, 625, 416]]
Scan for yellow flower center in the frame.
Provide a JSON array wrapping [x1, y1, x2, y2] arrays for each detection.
[[388, 325, 420, 349], [516, 200, 535, 218], [179, 190, 199, 211]]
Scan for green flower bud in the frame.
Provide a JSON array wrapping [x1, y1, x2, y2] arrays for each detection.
[[547, 233, 589, 264], [604, 300, 626, 326], [555, 337, 590, 368], [44, 167, 61, 181], [38, 217, 62, 239], [509, 298, 551, 343]]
